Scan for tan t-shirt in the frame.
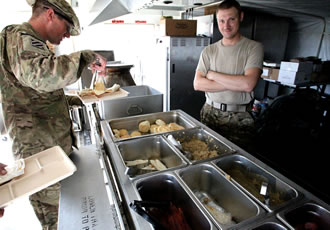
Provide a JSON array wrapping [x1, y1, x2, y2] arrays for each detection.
[[196, 36, 264, 105]]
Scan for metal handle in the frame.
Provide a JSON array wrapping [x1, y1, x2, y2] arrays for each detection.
[[167, 134, 182, 149], [70, 107, 82, 132], [89, 71, 97, 89], [129, 200, 167, 230], [127, 104, 143, 116]]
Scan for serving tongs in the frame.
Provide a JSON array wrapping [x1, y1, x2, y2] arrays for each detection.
[[130, 200, 170, 230], [88, 58, 102, 89], [89, 70, 98, 89], [260, 181, 270, 206], [167, 135, 193, 160]]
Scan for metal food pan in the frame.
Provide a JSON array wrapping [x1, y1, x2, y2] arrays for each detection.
[[165, 127, 235, 164], [135, 173, 213, 230], [107, 110, 197, 142], [277, 202, 330, 230], [251, 222, 287, 230], [214, 154, 299, 212], [177, 163, 263, 229], [247, 215, 288, 230], [98, 85, 163, 120], [116, 135, 187, 180]]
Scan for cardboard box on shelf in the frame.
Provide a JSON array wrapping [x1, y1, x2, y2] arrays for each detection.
[[278, 69, 311, 85], [160, 19, 197, 37], [261, 67, 270, 78], [269, 69, 280, 81], [204, 4, 219, 15], [280, 61, 313, 73], [262, 67, 280, 81]]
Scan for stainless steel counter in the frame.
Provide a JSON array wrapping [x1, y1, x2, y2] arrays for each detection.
[[59, 108, 330, 230], [58, 145, 124, 230], [100, 110, 330, 230]]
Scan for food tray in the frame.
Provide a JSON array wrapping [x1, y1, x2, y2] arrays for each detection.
[[165, 127, 235, 164], [177, 163, 264, 229], [277, 202, 330, 229], [107, 110, 197, 142], [247, 215, 288, 230], [0, 146, 76, 208], [77, 88, 129, 104], [98, 85, 163, 120], [116, 135, 187, 180], [214, 154, 300, 212], [135, 173, 213, 230], [251, 222, 287, 230]]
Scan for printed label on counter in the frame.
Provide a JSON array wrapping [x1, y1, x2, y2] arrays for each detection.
[[81, 196, 98, 230]]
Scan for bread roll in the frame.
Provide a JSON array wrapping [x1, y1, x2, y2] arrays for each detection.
[[130, 131, 142, 137], [121, 134, 130, 139], [113, 129, 120, 138], [168, 122, 184, 131], [157, 125, 171, 133], [150, 124, 159, 134], [139, 120, 151, 133], [119, 129, 129, 136], [155, 119, 166, 126]]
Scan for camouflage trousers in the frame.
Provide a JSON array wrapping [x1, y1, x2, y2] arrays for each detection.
[[200, 103, 257, 153], [29, 182, 60, 230]]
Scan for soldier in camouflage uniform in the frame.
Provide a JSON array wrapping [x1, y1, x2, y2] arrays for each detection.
[[0, 163, 7, 218], [194, 0, 264, 153], [0, 0, 106, 229]]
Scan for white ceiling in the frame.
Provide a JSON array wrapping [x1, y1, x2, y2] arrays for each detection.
[[87, 0, 330, 26], [1, 0, 30, 12]]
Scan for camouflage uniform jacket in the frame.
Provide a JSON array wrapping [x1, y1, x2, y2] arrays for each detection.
[[0, 22, 97, 158]]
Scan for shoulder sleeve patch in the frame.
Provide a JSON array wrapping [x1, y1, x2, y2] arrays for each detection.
[[21, 35, 49, 55], [31, 39, 45, 49]]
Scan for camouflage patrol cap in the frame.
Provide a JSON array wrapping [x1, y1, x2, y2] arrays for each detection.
[[26, 0, 81, 36]]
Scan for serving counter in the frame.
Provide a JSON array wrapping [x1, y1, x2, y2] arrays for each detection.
[[58, 145, 124, 230], [59, 109, 330, 230]]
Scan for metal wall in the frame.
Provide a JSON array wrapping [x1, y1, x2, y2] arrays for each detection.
[[212, 9, 290, 63], [168, 37, 211, 120]]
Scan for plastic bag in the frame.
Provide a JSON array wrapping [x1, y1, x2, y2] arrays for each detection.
[[0, 159, 25, 185]]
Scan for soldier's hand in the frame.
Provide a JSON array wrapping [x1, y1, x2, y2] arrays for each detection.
[[90, 54, 107, 76], [0, 163, 7, 218], [0, 163, 7, 175]]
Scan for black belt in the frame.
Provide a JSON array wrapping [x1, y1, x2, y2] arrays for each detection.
[[206, 98, 247, 112]]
